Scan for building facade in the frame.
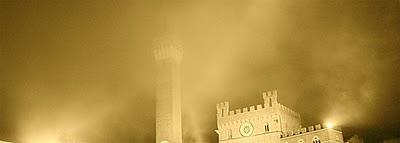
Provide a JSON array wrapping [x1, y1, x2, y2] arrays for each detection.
[[216, 90, 344, 143]]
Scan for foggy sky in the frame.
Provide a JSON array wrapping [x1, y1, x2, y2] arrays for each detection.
[[1, 0, 400, 143]]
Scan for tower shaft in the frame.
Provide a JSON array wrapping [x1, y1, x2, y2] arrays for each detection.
[[154, 37, 183, 143]]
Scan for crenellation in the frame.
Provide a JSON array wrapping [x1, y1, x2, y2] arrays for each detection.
[[256, 104, 263, 110], [242, 107, 248, 112], [308, 126, 314, 132], [315, 124, 322, 130], [289, 131, 294, 136], [277, 103, 301, 119], [280, 123, 341, 139], [296, 129, 301, 135], [220, 104, 268, 118], [229, 111, 234, 115], [216, 101, 232, 118], [153, 41, 183, 63], [223, 102, 229, 117], [300, 128, 306, 133], [249, 106, 255, 111], [235, 109, 241, 114], [216, 103, 222, 115]]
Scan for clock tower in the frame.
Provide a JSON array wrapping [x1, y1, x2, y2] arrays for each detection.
[[154, 36, 183, 143]]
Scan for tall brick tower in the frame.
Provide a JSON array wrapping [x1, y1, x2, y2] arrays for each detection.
[[154, 36, 183, 143]]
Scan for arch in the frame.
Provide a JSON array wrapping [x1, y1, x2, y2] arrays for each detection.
[[312, 136, 321, 143]]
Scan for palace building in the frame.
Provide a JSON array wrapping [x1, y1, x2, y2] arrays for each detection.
[[215, 90, 344, 143]]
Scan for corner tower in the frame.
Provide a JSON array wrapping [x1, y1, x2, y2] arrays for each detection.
[[154, 36, 183, 143], [215, 90, 301, 143]]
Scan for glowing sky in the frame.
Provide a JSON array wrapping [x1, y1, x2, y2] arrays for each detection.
[[1, 0, 400, 142]]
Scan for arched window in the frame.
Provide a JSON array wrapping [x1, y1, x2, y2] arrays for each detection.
[[298, 139, 304, 143], [312, 136, 321, 143]]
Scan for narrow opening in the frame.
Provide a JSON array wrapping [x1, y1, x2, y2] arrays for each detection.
[[269, 98, 272, 107], [264, 124, 269, 132]]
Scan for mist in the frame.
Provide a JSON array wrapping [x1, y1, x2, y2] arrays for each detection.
[[1, 0, 400, 143]]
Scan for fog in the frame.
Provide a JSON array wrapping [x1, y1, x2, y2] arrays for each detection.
[[1, 0, 400, 143]]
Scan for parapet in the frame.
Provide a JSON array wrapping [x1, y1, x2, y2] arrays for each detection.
[[215, 90, 300, 119], [216, 102, 267, 119], [263, 90, 278, 107], [276, 103, 301, 119], [249, 106, 255, 111], [153, 36, 183, 63], [216, 102, 230, 117], [242, 107, 248, 112], [281, 124, 342, 138]]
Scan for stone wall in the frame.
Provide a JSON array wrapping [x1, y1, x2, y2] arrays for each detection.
[[280, 128, 344, 143], [216, 90, 302, 142]]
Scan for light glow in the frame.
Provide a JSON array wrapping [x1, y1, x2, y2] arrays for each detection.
[[325, 122, 334, 129]]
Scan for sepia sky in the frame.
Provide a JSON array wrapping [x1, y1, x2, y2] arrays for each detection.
[[1, 0, 400, 143]]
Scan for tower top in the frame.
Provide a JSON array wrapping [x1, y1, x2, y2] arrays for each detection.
[[153, 35, 183, 63]]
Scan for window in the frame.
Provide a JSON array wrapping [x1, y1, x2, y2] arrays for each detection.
[[264, 124, 270, 132], [269, 98, 272, 107], [227, 130, 232, 139], [312, 136, 321, 143], [298, 139, 304, 143]]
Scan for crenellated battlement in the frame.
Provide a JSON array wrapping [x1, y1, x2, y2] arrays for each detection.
[[280, 123, 342, 138], [216, 90, 300, 119], [153, 36, 183, 63], [216, 102, 230, 117], [276, 103, 301, 119], [263, 90, 278, 107], [216, 101, 266, 118]]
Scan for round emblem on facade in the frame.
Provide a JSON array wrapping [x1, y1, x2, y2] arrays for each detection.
[[239, 122, 254, 137], [160, 140, 169, 143]]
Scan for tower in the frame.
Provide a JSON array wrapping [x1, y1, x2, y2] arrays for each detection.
[[154, 36, 183, 143], [263, 90, 278, 108]]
